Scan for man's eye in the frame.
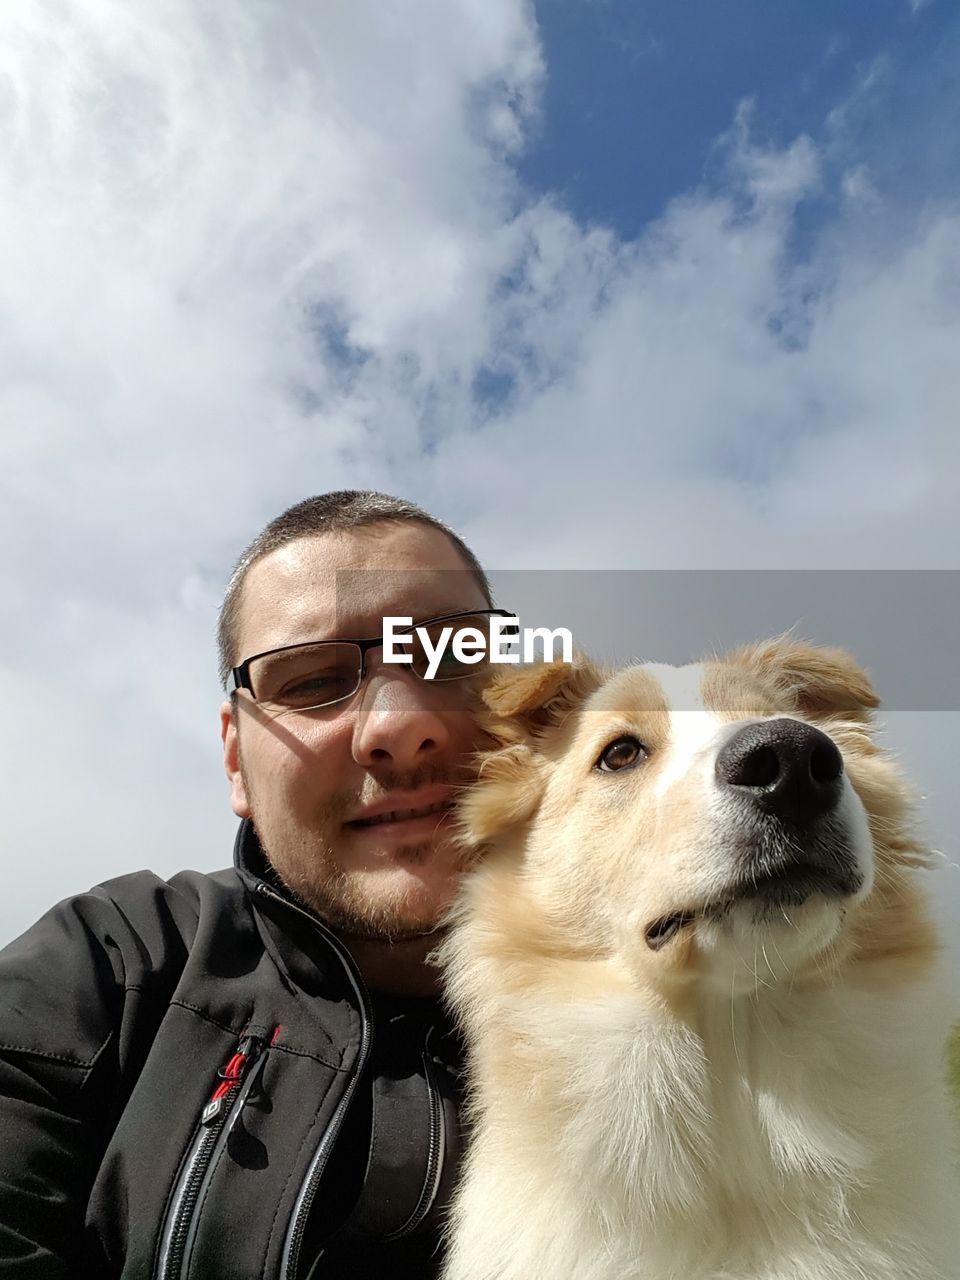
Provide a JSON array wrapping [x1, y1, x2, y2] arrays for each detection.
[[287, 676, 333, 693], [595, 736, 647, 772], [277, 673, 349, 704]]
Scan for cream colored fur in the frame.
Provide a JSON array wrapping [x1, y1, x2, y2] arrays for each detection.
[[439, 640, 960, 1280]]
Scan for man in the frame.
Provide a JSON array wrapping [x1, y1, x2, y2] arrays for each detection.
[[0, 490, 498, 1279]]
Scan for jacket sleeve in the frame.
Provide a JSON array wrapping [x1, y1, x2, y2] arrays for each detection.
[[0, 875, 195, 1276]]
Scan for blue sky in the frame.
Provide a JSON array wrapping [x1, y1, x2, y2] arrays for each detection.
[[1, 1, 959, 970], [523, 0, 959, 238]]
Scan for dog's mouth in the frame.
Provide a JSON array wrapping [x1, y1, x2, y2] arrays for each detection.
[[644, 860, 863, 952]]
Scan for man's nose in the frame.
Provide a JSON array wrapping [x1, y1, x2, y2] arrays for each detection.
[[351, 660, 453, 769]]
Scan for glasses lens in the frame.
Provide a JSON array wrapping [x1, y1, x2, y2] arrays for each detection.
[[410, 613, 504, 681], [250, 643, 362, 711]]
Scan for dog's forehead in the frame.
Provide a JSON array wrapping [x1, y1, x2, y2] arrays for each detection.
[[598, 657, 771, 717], [598, 660, 714, 713], [592, 663, 671, 713], [637, 661, 710, 712], [584, 657, 778, 755]]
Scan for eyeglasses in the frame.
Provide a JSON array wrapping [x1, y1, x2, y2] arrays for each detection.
[[226, 609, 519, 715]]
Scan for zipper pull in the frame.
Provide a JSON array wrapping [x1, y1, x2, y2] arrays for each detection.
[[200, 1034, 262, 1126]]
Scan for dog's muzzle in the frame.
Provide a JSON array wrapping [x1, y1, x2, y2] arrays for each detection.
[[645, 719, 865, 951]]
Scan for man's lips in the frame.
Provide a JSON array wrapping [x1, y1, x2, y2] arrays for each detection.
[[349, 800, 452, 829], [345, 787, 457, 830]]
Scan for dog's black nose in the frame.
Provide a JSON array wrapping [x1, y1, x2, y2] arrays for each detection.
[[715, 719, 844, 822]]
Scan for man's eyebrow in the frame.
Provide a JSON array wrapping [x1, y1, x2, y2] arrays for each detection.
[[327, 617, 415, 641], [330, 610, 485, 641], [271, 608, 484, 649]]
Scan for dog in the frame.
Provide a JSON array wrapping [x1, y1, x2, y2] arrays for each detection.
[[439, 637, 960, 1280]]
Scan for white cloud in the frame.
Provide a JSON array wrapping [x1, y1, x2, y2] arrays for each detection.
[[0, 0, 542, 599], [2, 2, 958, 975], [0, 0, 543, 931]]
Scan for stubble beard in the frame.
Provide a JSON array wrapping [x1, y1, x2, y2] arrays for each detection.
[[241, 759, 471, 943], [268, 826, 459, 942]]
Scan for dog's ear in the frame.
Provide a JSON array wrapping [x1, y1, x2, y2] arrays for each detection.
[[729, 634, 880, 721], [459, 658, 605, 847], [480, 655, 605, 742]]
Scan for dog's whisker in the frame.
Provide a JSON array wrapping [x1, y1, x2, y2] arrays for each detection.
[[729, 958, 743, 1071], [760, 939, 778, 984]]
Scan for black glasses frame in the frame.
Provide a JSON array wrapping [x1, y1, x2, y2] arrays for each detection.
[[226, 608, 519, 706]]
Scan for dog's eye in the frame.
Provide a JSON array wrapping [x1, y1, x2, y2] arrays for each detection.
[[596, 736, 647, 772]]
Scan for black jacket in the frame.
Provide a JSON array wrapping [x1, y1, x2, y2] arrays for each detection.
[[0, 820, 462, 1279]]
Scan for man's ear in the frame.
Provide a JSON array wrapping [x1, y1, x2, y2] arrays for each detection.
[[728, 634, 881, 722], [220, 700, 252, 818]]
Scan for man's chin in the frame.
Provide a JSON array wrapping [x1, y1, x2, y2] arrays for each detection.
[[252, 814, 465, 943], [340, 916, 448, 945], [305, 857, 463, 943]]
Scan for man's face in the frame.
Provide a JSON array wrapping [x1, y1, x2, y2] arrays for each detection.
[[220, 522, 489, 942]]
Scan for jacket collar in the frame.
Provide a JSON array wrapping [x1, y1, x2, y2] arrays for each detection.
[[231, 817, 371, 1032], [232, 818, 330, 929], [233, 816, 277, 886]]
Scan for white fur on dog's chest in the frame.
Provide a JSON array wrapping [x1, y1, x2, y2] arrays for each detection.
[[444, 974, 959, 1280]]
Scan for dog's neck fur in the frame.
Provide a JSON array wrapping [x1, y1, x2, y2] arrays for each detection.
[[443, 901, 959, 1280]]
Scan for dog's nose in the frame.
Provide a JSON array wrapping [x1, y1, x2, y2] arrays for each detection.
[[715, 719, 844, 822]]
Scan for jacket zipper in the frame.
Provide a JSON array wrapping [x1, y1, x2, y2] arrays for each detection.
[[382, 1026, 446, 1241], [155, 1031, 268, 1280], [255, 883, 374, 1280]]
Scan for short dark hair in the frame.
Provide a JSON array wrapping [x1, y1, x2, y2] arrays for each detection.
[[217, 490, 492, 689]]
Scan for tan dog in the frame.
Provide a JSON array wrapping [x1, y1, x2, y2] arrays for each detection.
[[440, 639, 960, 1280]]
